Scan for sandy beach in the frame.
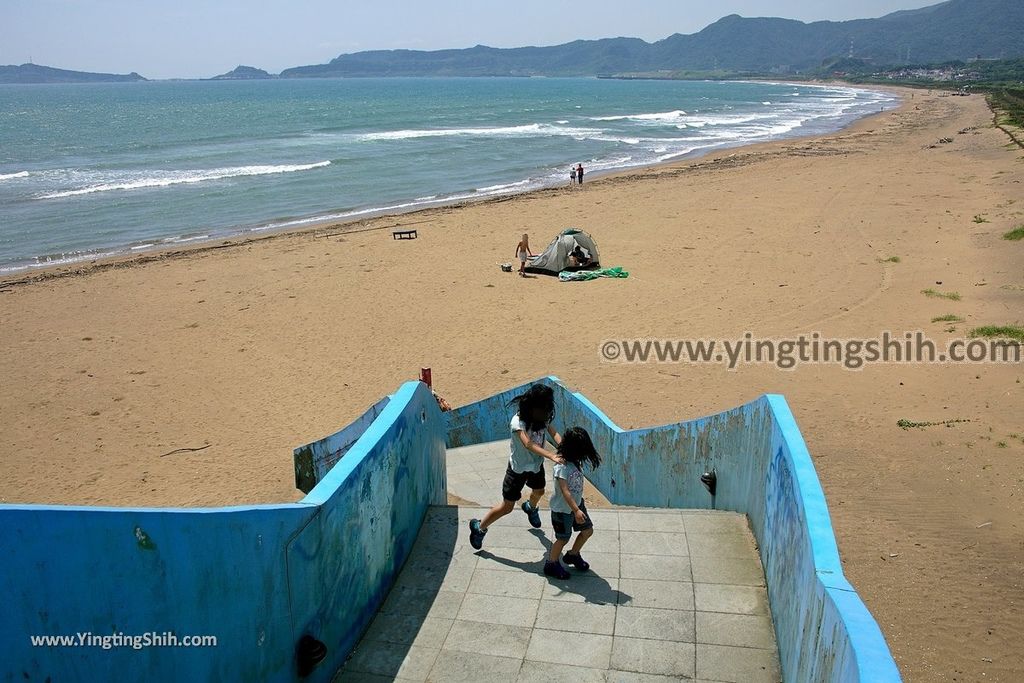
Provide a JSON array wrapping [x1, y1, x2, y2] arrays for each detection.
[[1, 87, 1022, 680]]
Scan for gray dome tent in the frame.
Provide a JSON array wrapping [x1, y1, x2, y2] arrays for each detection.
[[524, 229, 601, 276]]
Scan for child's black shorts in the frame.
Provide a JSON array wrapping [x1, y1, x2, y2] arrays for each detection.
[[551, 501, 593, 540], [501, 464, 546, 501]]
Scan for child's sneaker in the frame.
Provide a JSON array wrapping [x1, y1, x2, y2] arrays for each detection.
[[468, 519, 487, 550], [521, 501, 542, 528], [563, 552, 590, 572], [543, 560, 571, 580]]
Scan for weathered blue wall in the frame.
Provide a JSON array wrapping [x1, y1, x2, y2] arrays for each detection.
[[446, 376, 901, 683], [293, 395, 391, 493], [2, 374, 899, 683], [0, 380, 446, 683], [0, 503, 317, 682], [289, 382, 447, 678]]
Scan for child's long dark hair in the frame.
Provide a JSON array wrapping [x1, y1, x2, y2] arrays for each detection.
[[557, 427, 601, 470], [503, 385, 552, 432], [507, 384, 555, 432]]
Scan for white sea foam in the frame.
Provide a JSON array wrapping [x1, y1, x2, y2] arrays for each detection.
[[162, 234, 210, 244], [39, 161, 331, 199], [584, 156, 636, 172], [0, 248, 123, 274], [475, 179, 533, 193], [592, 135, 642, 145], [590, 109, 688, 122], [0, 171, 30, 181], [656, 148, 701, 162], [0, 233, 214, 273], [355, 123, 600, 142], [762, 119, 805, 136], [677, 112, 775, 128]]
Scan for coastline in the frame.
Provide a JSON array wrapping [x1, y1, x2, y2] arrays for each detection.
[[0, 82, 903, 286], [2, 84, 1022, 680]]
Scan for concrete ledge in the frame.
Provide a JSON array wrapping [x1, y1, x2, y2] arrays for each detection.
[[0, 380, 447, 683]]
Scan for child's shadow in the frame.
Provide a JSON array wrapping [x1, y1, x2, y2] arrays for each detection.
[[475, 530, 631, 606]]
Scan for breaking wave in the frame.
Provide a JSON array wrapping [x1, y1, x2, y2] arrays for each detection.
[[39, 161, 332, 199]]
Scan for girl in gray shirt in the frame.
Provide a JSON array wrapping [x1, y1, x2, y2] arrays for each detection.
[[545, 427, 602, 580]]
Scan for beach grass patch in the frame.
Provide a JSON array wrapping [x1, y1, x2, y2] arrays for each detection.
[[932, 314, 964, 323], [968, 325, 1024, 342], [878, 255, 901, 263], [922, 288, 961, 301], [1003, 225, 1024, 241]]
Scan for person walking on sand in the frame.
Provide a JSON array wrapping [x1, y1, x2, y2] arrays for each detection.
[[515, 233, 534, 277], [545, 426, 602, 579], [576, 163, 585, 185], [468, 384, 563, 550], [569, 166, 577, 187]]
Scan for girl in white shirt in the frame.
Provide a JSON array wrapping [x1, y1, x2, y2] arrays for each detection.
[[468, 384, 562, 549]]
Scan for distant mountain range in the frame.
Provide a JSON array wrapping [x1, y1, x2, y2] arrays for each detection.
[[2, 0, 1022, 83], [280, 0, 1024, 78], [0, 63, 145, 84]]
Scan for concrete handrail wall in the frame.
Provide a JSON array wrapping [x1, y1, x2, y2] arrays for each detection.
[[0, 380, 446, 683], [446, 376, 901, 682], [293, 395, 391, 493], [2, 374, 898, 682]]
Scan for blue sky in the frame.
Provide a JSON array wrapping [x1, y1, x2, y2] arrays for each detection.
[[1, 1, 938, 79]]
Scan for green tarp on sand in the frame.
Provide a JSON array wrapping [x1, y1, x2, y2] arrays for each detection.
[[558, 266, 629, 282]]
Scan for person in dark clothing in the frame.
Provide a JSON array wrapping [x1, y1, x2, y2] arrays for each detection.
[[576, 163, 584, 185]]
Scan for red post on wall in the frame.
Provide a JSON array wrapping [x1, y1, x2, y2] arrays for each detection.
[[420, 367, 432, 388]]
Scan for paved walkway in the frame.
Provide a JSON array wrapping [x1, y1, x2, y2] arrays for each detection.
[[335, 442, 781, 683]]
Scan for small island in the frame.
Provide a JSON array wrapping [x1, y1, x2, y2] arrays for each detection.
[[209, 65, 274, 80]]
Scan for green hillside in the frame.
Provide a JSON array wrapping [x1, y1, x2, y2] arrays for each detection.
[[281, 0, 1024, 78]]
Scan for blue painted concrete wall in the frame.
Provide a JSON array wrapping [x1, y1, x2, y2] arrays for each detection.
[[2, 373, 898, 682], [0, 380, 446, 683], [289, 383, 447, 678], [0, 503, 317, 682], [446, 376, 901, 683], [293, 395, 391, 493]]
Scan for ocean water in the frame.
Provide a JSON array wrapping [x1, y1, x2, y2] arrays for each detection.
[[0, 78, 897, 273]]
